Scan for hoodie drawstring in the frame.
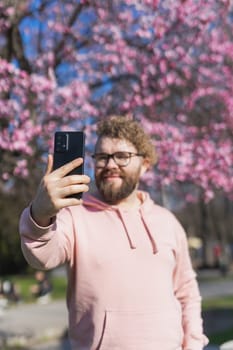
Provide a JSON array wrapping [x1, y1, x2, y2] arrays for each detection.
[[83, 193, 158, 254], [117, 210, 136, 250], [140, 212, 158, 254], [117, 209, 158, 254]]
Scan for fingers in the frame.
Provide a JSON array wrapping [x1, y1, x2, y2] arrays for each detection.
[[32, 156, 90, 225], [58, 183, 90, 199], [45, 154, 83, 179], [53, 157, 84, 178], [45, 154, 54, 176], [54, 174, 90, 199], [59, 174, 90, 187]]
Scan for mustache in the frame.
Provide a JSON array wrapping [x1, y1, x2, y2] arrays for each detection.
[[100, 169, 125, 177]]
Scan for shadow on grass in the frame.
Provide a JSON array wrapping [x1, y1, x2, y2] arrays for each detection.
[[203, 308, 233, 345]]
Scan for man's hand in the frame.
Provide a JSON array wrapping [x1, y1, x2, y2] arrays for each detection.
[[31, 154, 90, 226]]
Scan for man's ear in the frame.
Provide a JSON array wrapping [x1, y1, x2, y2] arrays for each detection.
[[140, 158, 151, 176]]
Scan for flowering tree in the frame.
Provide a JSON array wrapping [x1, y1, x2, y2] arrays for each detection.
[[0, 0, 232, 202]]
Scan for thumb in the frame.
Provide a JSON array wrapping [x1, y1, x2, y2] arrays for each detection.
[[45, 154, 54, 175]]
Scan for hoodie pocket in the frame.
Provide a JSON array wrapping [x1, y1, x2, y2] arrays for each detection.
[[98, 309, 183, 350]]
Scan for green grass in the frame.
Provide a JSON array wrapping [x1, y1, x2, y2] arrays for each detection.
[[51, 275, 67, 299], [197, 271, 233, 344], [5, 273, 67, 303], [202, 295, 233, 310], [208, 327, 233, 345], [202, 296, 233, 345]]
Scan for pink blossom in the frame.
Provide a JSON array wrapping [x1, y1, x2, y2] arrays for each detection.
[[0, 0, 232, 202]]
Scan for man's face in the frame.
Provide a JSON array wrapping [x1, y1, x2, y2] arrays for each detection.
[[94, 137, 145, 204]]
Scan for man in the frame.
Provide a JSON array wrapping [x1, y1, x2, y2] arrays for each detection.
[[19, 116, 208, 349], [30, 270, 53, 304]]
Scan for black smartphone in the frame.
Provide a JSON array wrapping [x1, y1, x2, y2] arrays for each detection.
[[53, 131, 85, 199]]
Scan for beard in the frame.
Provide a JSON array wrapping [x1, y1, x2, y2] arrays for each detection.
[[95, 168, 141, 205]]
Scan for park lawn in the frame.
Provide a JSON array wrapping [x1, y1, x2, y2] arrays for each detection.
[[8, 274, 67, 302], [208, 327, 233, 346], [202, 294, 233, 310], [202, 296, 233, 345]]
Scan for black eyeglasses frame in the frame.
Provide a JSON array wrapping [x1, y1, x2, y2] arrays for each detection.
[[91, 151, 144, 167]]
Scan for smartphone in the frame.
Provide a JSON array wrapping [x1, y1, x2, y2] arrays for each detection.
[[53, 131, 85, 199]]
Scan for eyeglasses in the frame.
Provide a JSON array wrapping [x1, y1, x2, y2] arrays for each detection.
[[91, 151, 144, 167]]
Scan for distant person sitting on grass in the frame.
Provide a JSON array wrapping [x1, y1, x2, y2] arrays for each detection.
[[30, 271, 52, 304], [0, 279, 21, 304], [0, 280, 8, 315]]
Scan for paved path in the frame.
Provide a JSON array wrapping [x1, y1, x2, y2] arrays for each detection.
[[0, 300, 69, 348], [1, 275, 233, 349], [199, 279, 233, 299]]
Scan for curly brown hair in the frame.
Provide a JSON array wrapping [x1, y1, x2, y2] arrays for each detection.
[[96, 115, 157, 166]]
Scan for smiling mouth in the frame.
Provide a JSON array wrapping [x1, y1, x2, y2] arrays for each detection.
[[102, 172, 123, 181], [104, 175, 121, 180]]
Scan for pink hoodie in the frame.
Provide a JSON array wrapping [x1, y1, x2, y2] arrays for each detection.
[[19, 192, 208, 350]]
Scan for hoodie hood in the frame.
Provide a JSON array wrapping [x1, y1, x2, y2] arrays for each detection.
[[82, 192, 158, 254]]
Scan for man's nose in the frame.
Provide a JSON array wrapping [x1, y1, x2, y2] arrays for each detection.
[[105, 156, 118, 168]]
